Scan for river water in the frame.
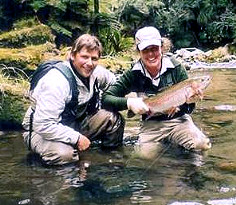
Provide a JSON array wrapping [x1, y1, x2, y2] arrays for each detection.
[[0, 68, 236, 205]]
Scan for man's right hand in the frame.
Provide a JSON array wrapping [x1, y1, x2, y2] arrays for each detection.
[[165, 106, 180, 118], [127, 97, 150, 115], [77, 134, 91, 151]]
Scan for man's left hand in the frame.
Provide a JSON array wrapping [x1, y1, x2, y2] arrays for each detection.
[[186, 87, 204, 104]]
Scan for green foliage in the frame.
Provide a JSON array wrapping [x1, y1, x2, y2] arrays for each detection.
[[99, 27, 134, 56], [13, 17, 39, 29], [115, 0, 164, 32], [0, 0, 235, 51], [29, 0, 89, 34], [114, 0, 235, 48], [164, 0, 236, 47], [89, 11, 121, 35], [0, 25, 54, 48], [207, 9, 236, 42], [50, 23, 72, 38], [29, 0, 47, 12]]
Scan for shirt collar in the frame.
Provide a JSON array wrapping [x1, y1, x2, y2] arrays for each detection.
[[132, 57, 175, 86], [133, 57, 174, 77]]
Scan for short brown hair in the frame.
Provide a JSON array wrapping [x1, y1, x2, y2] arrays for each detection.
[[71, 34, 102, 57]]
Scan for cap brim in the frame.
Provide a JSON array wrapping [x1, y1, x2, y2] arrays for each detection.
[[138, 39, 161, 50]]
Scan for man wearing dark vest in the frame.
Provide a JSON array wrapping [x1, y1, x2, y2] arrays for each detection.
[[22, 34, 124, 165], [102, 26, 211, 159]]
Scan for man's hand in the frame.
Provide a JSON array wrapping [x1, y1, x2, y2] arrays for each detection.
[[127, 97, 150, 115], [77, 134, 91, 151], [186, 83, 204, 104], [165, 106, 180, 118]]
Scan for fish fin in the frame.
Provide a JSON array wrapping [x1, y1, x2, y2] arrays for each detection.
[[144, 109, 159, 120]]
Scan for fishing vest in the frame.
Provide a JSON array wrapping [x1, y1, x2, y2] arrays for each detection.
[[30, 60, 100, 125], [160, 56, 181, 87], [30, 60, 78, 126], [28, 60, 100, 150]]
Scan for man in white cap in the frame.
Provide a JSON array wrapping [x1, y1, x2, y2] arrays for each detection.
[[102, 26, 211, 159]]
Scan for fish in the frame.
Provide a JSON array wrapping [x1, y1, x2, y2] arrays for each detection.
[[127, 75, 212, 118]]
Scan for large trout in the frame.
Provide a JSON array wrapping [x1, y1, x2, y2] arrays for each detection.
[[128, 75, 211, 118]]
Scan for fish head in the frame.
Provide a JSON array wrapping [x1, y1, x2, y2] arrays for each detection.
[[186, 75, 212, 103], [191, 75, 212, 91]]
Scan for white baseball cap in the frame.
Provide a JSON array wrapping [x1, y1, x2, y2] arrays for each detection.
[[135, 26, 162, 50]]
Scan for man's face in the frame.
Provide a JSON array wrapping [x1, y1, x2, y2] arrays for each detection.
[[140, 45, 162, 76], [71, 47, 99, 78]]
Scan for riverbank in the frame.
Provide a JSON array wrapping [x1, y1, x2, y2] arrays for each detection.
[[0, 65, 29, 130], [173, 45, 236, 70]]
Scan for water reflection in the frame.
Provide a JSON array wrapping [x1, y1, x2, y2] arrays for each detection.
[[0, 69, 236, 205]]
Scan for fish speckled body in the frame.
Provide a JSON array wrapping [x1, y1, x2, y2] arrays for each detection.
[[143, 75, 211, 116]]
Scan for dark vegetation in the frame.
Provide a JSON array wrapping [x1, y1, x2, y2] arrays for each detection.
[[0, 0, 235, 53]]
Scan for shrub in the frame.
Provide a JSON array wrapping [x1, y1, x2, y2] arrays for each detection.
[[99, 27, 134, 56], [0, 24, 55, 48]]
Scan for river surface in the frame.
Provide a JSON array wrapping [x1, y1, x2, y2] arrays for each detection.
[[0, 68, 236, 205]]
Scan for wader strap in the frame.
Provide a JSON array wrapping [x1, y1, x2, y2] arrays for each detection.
[[28, 109, 35, 151]]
